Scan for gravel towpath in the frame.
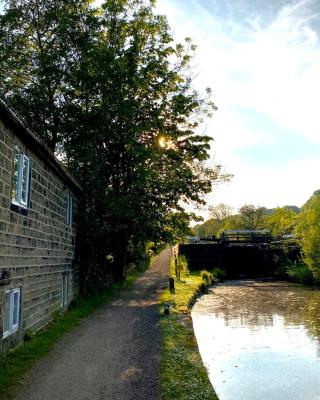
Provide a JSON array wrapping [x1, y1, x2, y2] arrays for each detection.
[[13, 248, 171, 400]]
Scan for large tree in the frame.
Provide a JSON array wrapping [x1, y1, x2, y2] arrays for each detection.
[[0, 0, 225, 288], [0, 0, 97, 151], [239, 204, 264, 230]]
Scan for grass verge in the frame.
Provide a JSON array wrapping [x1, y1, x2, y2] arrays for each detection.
[[160, 258, 219, 400], [0, 259, 151, 400]]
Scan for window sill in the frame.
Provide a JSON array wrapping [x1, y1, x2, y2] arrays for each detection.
[[10, 202, 28, 216], [2, 327, 18, 339]]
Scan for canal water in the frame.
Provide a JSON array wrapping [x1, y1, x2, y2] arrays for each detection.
[[191, 280, 320, 400]]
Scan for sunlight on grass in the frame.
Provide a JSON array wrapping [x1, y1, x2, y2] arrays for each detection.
[[160, 257, 218, 400]]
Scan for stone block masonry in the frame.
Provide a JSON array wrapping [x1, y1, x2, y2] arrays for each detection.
[[0, 103, 81, 353]]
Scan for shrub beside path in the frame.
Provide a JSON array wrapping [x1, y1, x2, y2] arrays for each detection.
[[13, 248, 171, 400]]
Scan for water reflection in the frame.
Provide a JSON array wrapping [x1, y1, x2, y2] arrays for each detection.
[[192, 280, 320, 400]]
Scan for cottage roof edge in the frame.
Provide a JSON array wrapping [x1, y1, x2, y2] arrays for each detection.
[[0, 99, 83, 195]]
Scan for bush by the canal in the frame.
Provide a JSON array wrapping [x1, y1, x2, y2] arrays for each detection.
[[212, 267, 225, 281], [270, 244, 317, 284], [200, 270, 215, 286], [200, 268, 225, 285], [286, 262, 315, 285], [160, 257, 218, 400]]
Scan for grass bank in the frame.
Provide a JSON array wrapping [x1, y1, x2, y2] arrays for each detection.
[[160, 258, 219, 400], [0, 259, 151, 400]]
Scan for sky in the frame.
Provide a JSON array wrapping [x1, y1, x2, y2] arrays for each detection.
[[155, 0, 320, 214]]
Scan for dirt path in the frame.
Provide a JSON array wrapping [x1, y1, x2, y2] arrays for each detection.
[[13, 248, 171, 400]]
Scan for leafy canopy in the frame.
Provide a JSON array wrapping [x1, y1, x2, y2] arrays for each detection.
[[295, 191, 320, 278], [0, 0, 227, 285]]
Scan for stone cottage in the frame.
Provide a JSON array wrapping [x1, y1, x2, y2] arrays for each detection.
[[0, 99, 82, 352]]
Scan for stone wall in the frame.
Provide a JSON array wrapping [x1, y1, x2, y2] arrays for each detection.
[[0, 116, 79, 352]]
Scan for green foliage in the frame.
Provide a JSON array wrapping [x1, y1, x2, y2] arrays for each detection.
[[177, 255, 189, 278], [197, 203, 234, 236], [160, 259, 218, 400], [145, 241, 156, 256], [0, 0, 229, 289], [238, 204, 264, 230], [195, 204, 301, 240], [161, 212, 194, 245], [160, 319, 218, 400], [200, 268, 225, 284], [219, 214, 242, 234], [264, 207, 298, 239], [193, 218, 221, 237], [212, 267, 225, 281], [295, 194, 320, 279], [200, 270, 214, 286], [194, 215, 243, 238], [286, 262, 314, 284], [0, 0, 96, 151]]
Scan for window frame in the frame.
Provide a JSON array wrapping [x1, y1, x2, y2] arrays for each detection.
[[3, 287, 21, 339], [11, 146, 30, 209]]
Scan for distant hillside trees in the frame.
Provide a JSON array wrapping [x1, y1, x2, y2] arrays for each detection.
[[0, 0, 227, 290], [194, 203, 300, 238], [209, 203, 233, 233], [264, 207, 298, 239], [193, 218, 222, 237]]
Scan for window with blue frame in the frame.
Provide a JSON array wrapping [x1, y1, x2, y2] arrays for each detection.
[[11, 146, 30, 208], [3, 287, 21, 338]]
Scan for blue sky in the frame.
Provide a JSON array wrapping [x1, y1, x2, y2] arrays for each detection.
[[156, 0, 320, 214]]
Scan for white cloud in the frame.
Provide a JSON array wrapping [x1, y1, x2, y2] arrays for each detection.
[[156, 0, 320, 212], [209, 157, 320, 210]]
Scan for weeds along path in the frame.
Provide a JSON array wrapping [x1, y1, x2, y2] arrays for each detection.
[[13, 248, 171, 400]]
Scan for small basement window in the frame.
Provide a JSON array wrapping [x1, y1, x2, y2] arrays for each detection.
[[11, 146, 30, 208], [66, 193, 73, 227], [3, 287, 21, 338]]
